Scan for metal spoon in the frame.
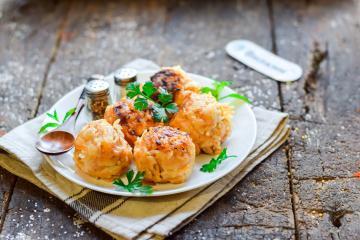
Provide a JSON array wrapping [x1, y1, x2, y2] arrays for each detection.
[[36, 89, 86, 155]]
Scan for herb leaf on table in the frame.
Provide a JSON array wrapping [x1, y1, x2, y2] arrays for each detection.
[[113, 170, 153, 194], [126, 82, 178, 123], [200, 80, 251, 104], [200, 148, 237, 173]]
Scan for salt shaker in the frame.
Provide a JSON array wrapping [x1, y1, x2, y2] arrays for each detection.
[[85, 79, 110, 120], [87, 74, 105, 82], [113, 68, 137, 102]]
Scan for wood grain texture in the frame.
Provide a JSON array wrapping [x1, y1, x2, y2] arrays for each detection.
[[0, 0, 293, 239], [159, 0, 281, 110], [0, 0, 64, 130], [2, 0, 168, 239], [171, 150, 295, 240], [0, 180, 110, 240], [1, 0, 359, 239], [272, 0, 360, 238], [163, 0, 294, 239], [0, 0, 67, 235]]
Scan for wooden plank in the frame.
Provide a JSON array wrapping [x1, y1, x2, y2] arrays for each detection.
[[1, 179, 110, 240], [0, 168, 16, 233], [2, 0, 294, 239], [272, 0, 360, 238], [37, 0, 168, 114], [2, 0, 167, 239], [159, 0, 281, 110], [0, 0, 64, 130], [161, 0, 294, 238], [0, 0, 109, 238], [0, 0, 69, 234], [171, 150, 295, 239]]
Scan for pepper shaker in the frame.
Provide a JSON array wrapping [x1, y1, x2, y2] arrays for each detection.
[[87, 74, 105, 82], [113, 68, 137, 102], [85, 79, 110, 120]]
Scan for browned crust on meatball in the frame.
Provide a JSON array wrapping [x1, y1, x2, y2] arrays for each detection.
[[134, 126, 196, 184], [151, 69, 182, 94], [104, 98, 160, 146]]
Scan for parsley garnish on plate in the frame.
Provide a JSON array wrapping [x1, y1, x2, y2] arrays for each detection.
[[113, 170, 153, 195], [201, 80, 251, 103], [200, 148, 237, 173], [126, 82, 178, 122], [38, 107, 76, 134]]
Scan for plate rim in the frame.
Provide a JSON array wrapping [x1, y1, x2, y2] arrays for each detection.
[[42, 71, 257, 197]]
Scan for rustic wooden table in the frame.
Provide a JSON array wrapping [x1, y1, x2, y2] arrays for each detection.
[[0, 0, 359, 239]]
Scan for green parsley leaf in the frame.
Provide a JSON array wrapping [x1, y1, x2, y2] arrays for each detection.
[[158, 88, 173, 105], [218, 93, 252, 104], [126, 81, 178, 122], [113, 170, 153, 194], [39, 107, 76, 134], [214, 81, 231, 99], [200, 148, 236, 173], [126, 82, 141, 99], [38, 122, 60, 134], [214, 81, 231, 90], [152, 104, 169, 122], [46, 110, 59, 122], [62, 107, 76, 123], [134, 97, 148, 111], [142, 82, 157, 97], [200, 86, 214, 94], [200, 80, 251, 103], [165, 103, 178, 114]]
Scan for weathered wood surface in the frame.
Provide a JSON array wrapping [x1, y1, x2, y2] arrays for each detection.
[[0, 0, 359, 239], [272, 0, 360, 239], [0, 0, 67, 236]]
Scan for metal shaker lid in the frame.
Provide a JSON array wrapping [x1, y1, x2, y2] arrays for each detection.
[[87, 74, 105, 82], [114, 68, 137, 86], [85, 79, 109, 96]]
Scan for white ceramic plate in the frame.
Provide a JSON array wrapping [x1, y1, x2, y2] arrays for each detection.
[[41, 71, 257, 197]]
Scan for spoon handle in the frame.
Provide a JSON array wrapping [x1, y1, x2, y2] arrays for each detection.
[[60, 87, 86, 132]]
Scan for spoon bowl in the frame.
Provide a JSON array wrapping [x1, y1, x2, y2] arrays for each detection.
[[36, 87, 86, 155], [36, 131, 75, 155]]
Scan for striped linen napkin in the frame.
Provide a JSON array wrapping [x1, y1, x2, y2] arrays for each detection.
[[0, 59, 290, 240]]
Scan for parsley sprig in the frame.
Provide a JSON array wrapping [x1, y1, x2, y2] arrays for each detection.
[[201, 80, 251, 103], [200, 148, 237, 173], [126, 82, 178, 122], [113, 170, 153, 195], [39, 108, 76, 134]]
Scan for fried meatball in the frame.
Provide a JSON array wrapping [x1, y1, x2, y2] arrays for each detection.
[[134, 126, 196, 184], [170, 92, 233, 155], [150, 66, 199, 105], [104, 98, 160, 146], [74, 119, 132, 180]]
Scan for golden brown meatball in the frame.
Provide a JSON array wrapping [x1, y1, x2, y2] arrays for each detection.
[[150, 66, 199, 105], [74, 119, 132, 181], [104, 98, 160, 146], [170, 92, 233, 155], [134, 126, 196, 184]]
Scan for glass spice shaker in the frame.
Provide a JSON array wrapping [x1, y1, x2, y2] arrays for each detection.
[[85, 79, 110, 120], [87, 74, 105, 82], [113, 68, 137, 102]]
